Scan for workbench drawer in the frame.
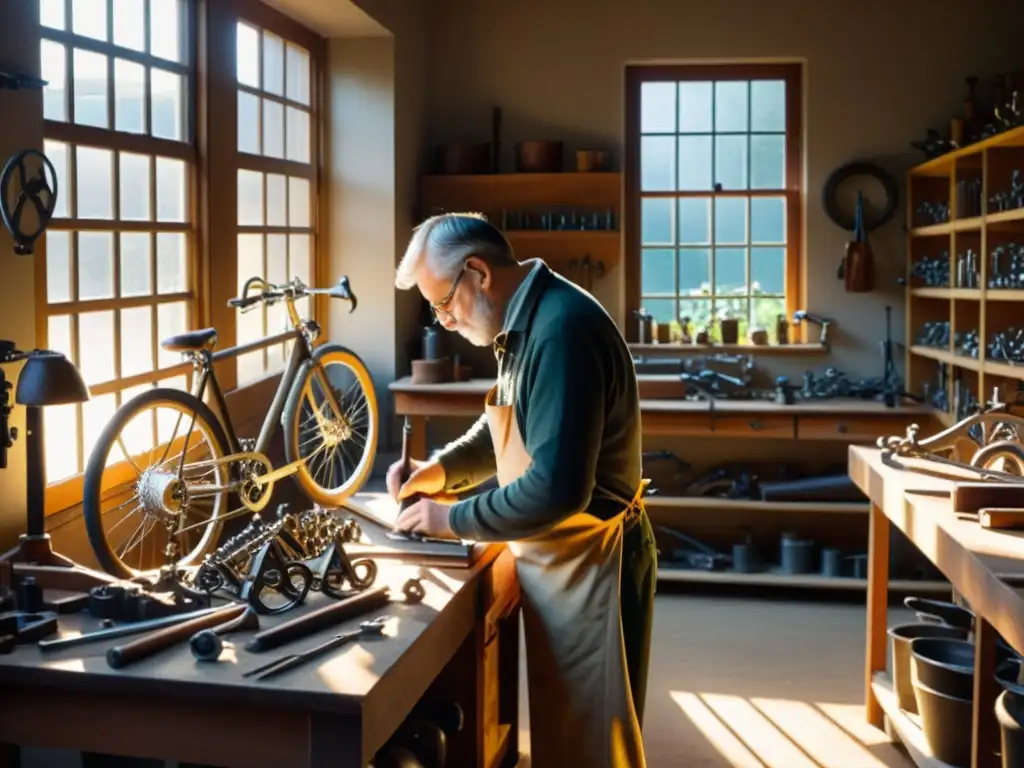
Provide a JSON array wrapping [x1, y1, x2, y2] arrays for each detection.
[[798, 415, 903, 442], [713, 414, 795, 438]]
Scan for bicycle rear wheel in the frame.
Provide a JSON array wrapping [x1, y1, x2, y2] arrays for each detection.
[[82, 387, 232, 578], [282, 344, 378, 506]]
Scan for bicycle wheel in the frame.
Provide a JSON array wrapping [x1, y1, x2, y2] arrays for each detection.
[[83, 387, 232, 578], [282, 343, 378, 506]]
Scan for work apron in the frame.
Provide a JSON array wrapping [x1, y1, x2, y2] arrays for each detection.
[[484, 385, 648, 768]]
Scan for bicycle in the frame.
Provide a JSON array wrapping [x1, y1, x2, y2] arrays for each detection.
[[82, 274, 379, 579]]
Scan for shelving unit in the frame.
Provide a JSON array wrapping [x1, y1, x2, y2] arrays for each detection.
[[905, 125, 1024, 427], [418, 172, 622, 271], [629, 342, 827, 357]]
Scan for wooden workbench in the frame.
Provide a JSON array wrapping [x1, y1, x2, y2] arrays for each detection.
[[849, 446, 1024, 768], [0, 496, 521, 768]]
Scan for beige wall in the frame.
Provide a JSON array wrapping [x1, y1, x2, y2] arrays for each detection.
[[0, 0, 43, 547], [423, 0, 1024, 379]]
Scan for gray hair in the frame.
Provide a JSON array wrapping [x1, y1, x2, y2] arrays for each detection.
[[395, 212, 517, 290]]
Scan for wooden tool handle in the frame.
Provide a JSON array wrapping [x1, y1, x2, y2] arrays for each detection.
[[398, 418, 423, 512], [106, 603, 247, 669], [245, 585, 391, 653], [951, 482, 1024, 514]]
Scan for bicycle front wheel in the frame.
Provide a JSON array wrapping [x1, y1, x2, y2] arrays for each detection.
[[82, 387, 232, 578], [282, 344, 378, 506]]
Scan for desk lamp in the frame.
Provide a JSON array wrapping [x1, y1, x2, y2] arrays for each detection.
[[0, 345, 115, 591]]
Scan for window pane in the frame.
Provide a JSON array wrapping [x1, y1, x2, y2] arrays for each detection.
[[78, 310, 116, 385], [641, 197, 673, 246], [237, 23, 260, 88], [120, 306, 154, 377], [238, 233, 264, 290], [677, 136, 712, 191], [677, 198, 710, 245], [263, 99, 285, 159], [751, 135, 785, 189], [714, 81, 748, 132], [289, 176, 310, 227], [236, 233, 265, 383], [155, 157, 186, 222], [73, 49, 109, 129], [640, 82, 675, 134], [41, 0, 65, 29], [83, 393, 117, 467], [289, 234, 310, 286], [678, 82, 712, 133], [238, 170, 264, 225], [679, 248, 711, 295], [156, 301, 188, 368], [263, 32, 284, 96], [48, 314, 74, 362], [267, 174, 287, 226], [679, 298, 712, 332], [150, 0, 182, 62], [751, 197, 785, 244], [285, 107, 310, 163], [640, 299, 675, 326], [114, 59, 146, 133], [78, 231, 115, 300], [714, 197, 747, 245], [238, 91, 261, 154], [751, 247, 785, 295], [267, 234, 288, 333], [46, 231, 72, 303], [119, 151, 151, 220], [753, 297, 786, 342], [72, 0, 107, 41], [714, 248, 748, 293], [120, 232, 151, 296], [45, 140, 70, 218], [156, 232, 187, 293], [640, 136, 674, 193], [751, 80, 786, 132], [76, 146, 114, 219], [117, 383, 155, 459], [641, 249, 674, 295], [285, 43, 310, 105], [45, 401, 79, 482], [113, 0, 146, 51], [151, 69, 183, 141], [714, 135, 747, 190], [41, 41, 67, 122]]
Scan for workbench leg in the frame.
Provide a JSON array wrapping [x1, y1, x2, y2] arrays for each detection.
[[308, 713, 361, 768], [0, 743, 18, 768], [865, 502, 890, 729], [971, 618, 1000, 768], [409, 415, 428, 460]]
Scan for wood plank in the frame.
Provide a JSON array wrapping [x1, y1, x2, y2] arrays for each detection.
[[644, 496, 867, 514], [420, 172, 621, 211], [865, 502, 890, 728], [655, 567, 948, 592]]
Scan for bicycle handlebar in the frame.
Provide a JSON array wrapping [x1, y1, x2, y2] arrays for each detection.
[[226, 275, 358, 314]]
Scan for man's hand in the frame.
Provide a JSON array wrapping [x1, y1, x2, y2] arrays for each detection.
[[394, 497, 460, 539], [386, 458, 446, 501]]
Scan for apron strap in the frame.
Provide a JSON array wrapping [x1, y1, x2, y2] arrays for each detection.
[[594, 478, 651, 521]]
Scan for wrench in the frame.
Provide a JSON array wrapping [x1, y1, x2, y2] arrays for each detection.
[[243, 615, 390, 681]]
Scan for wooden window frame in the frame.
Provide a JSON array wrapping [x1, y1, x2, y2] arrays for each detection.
[[37, 0, 326, 516], [623, 62, 804, 342]]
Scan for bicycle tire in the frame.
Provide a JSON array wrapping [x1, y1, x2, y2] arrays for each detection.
[[821, 161, 899, 232], [282, 344, 379, 506], [83, 387, 232, 578]]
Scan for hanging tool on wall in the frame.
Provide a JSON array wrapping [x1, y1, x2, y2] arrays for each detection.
[[837, 190, 875, 292]]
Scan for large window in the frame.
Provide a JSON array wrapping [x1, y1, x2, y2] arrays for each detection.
[[625, 63, 802, 343], [39, 0, 194, 508], [233, 17, 316, 387]]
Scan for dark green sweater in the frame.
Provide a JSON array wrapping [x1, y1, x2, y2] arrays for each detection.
[[437, 260, 642, 541]]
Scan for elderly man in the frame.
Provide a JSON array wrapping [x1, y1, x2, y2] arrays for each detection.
[[388, 212, 656, 767]]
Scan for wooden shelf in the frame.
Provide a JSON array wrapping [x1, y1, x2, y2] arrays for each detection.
[[908, 124, 1024, 177], [908, 287, 981, 300], [420, 172, 621, 211], [630, 342, 827, 357], [645, 496, 867, 514], [657, 567, 949, 593], [870, 672, 956, 768], [909, 217, 984, 237]]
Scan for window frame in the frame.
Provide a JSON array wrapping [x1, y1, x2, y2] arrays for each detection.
[[36, 0, 326, 516], [623, 62, 804, 342]]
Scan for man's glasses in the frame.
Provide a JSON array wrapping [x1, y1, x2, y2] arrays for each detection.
[[430, 260, 471, 322]]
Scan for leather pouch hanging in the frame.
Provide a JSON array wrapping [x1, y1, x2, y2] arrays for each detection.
[[838, 190, 874, 293]]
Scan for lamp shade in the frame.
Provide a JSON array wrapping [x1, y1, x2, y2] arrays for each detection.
[[15, 351, 90, 406]]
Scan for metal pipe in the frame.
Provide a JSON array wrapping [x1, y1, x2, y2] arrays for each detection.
[[37, 605, 225, 652]]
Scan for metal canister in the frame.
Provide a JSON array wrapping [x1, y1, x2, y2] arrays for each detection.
[[634, 309, 654, 344], [422, 326, 439, 360]]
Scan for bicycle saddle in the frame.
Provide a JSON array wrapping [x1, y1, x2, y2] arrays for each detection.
[[161, 328, 217, 352]]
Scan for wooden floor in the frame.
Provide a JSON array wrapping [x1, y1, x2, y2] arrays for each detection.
[[22, 593, 917, 768]]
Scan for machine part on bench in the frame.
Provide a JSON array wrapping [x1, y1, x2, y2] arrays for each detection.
[[38, 604, 225, 652], [107, 602, 248, 669], [245, 584, 392, 653], [189, 604, 260, 662], [0, 609, 58, 645], [374, 746, 424, 768], [239, 539, 313, 615], [392, 719, 447, 768], [402, 578, 426, 604], [86, 573, 211, 622], [16, 576, 42, 613], [244, 615, 390, 681]]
